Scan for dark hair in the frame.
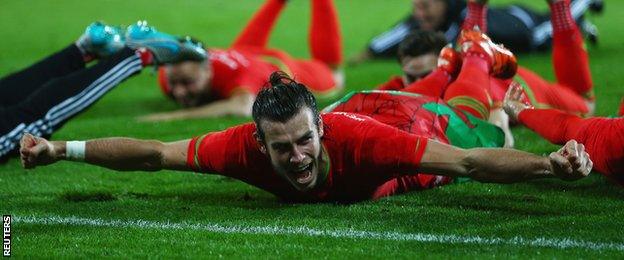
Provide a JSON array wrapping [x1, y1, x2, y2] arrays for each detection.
[[397, 30, 448, 63], [252, 71, 319, 140]]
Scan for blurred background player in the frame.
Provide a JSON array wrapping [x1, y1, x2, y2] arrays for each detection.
[[145, 0, 344, 121], [349, 0, 602, 65], [19, 72, 592, 203], [0, 22, 207, 160]]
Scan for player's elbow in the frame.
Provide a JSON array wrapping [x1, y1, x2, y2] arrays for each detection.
[[140, 140, 167, 171]]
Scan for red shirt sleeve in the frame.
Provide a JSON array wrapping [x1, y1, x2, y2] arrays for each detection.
[[186, 123, 264, 175]]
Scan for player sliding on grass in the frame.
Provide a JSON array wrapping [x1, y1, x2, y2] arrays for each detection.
[[20, 71, 592, 203], [0, 21, 207, 160], [143, 0, 344, 121], [504, 84, 624, 186]]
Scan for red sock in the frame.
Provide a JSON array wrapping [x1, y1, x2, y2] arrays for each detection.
[[550, 0, 575, 32], [403, 69, 452, 98], [550, 0, 593, 99], [518, 108, 584, 144], [231, 0, 286, 48], [462, 2, 487, 32], [310, 0, 342, 67], [135, 48, 153, 66], [443, 55, 491, 119]]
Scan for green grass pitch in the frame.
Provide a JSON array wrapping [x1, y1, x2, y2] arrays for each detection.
[[1, 0, 624, 258]]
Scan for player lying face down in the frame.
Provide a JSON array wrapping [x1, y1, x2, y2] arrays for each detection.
[[142, 0, 344, 122], [19, 72, 592, 202]]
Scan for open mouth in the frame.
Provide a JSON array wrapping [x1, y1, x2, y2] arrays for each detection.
[[292, 163, 314, 184]]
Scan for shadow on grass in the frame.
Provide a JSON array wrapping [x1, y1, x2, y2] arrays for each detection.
[[522, 176, 624, 200]]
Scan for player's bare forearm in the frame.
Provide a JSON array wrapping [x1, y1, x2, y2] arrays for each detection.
[[20, 133, 190, 172], [138, 92, 254, 122], [419, 140, 591, 183], [460, 148, 553, 183], [72, 138, 167, 171]]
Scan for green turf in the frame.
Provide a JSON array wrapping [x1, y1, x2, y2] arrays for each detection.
[[1, 0, 624, 258]]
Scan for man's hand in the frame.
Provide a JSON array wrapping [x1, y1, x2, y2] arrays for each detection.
[[503, 82, 533, 122], [549, 140, 593, 181], [19, 133, 61, 169]]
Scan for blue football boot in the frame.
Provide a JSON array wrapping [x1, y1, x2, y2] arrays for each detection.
[[126, 21, 207, 64], [76, 21, 125, 58]]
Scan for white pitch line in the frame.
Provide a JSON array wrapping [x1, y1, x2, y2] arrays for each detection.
[[13, 215, 624, 252]]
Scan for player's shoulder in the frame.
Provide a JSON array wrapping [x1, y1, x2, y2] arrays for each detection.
[[322, 112, 373, 125], [202, 122, 257, 144], [321, 112, 383, 140]]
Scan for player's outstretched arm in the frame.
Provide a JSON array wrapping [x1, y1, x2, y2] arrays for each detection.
[[419, 139, 592, 183], [19, 133, 191, 172], [138, 92, 254, 122]]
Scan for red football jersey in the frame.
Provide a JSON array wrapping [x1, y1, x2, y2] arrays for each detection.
[[158, 46, 337, 100], [186, 112, 429, 202], [207, 48, 279, 99]]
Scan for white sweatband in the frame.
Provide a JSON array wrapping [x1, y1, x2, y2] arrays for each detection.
[[66, 141, 86, 161]]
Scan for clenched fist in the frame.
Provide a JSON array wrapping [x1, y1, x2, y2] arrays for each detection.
[[549, 140, 593, 181], [19, 133, 62, 169]]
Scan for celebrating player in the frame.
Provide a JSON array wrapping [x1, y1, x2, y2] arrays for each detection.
[[349, 0, 602, 65], [143, 0, 344, 121], [20, 72, 592, 203], [0, 22, 206, 160]]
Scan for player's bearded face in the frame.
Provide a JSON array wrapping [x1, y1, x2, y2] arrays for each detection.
[[168, 61, 211, 107], [259, 109, 325, 191]]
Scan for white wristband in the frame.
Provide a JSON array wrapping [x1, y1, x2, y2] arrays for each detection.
[[66, 141, 86, 161]]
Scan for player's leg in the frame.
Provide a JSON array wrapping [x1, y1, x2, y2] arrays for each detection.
[[309, 0, 342, 69], [531, 0, 600, 49], [0, 45, 85, 107], [231, 0, 286, 49], [549, 0, 594, 101], [443, 57, 492, 120], [445, 29, 518, 120], [287, 59, 340, 100], [0, 22, 124, 108], [514, 68, 589, 115], [276, 0, 343, 97], [402, 45, 460, 98], [402, 69, 452, 98], [0, 22, 207, 159], [462, 0, 488, 32], [443, 30, 501, 120], [0, 48, 144, 158]]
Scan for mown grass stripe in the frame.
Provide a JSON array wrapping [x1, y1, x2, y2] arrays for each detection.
[[13, 215, 624, 252]]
